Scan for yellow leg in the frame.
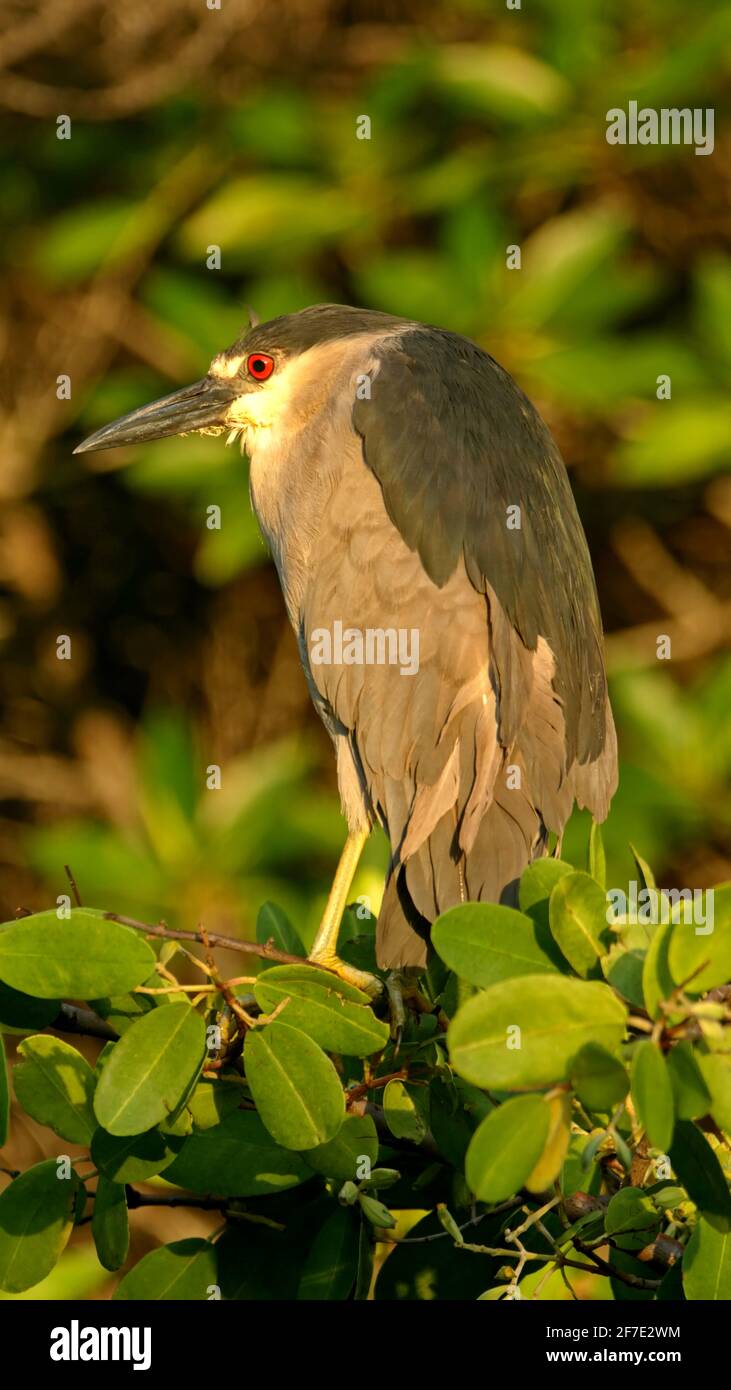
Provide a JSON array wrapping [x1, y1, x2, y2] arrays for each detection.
[[309, 828, 381, 997]]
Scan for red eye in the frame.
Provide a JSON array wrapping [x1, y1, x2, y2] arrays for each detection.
[[247, 353, 275, 381]]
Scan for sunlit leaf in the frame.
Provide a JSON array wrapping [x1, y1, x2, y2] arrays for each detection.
[[525, 1093, 572, 1193], [432, 902, 561, 987], [0, 1162, 80, 1294], [383, 1080, 427, 1144], [253, 965, 388, 1057], [14, 1035, 97, 1145], [684, 1216, 731, 1300], [94, 1003, 205, 1136], [466, 1095, 549, 1202], [631, 1041, 674, 1151], [0, 912, 155, 1000], [548, 871, 611, 977], [114, 1238, 216, 1301], [449, 976, 626, 1089], [244, 1021, 344, 1150]]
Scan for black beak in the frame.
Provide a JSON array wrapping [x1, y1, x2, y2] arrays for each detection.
[[73, 376, 239, 454]]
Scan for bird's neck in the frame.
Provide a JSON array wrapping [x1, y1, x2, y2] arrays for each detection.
[[246, 414, 347, 626]]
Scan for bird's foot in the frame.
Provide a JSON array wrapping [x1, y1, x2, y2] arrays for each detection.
[[308, 951, 383, 1001], [385, 968, 430, 1047]]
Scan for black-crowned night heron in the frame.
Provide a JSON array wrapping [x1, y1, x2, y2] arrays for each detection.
[[75, 304, 617, 996]]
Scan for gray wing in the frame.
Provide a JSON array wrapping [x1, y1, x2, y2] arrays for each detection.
[[303, 333, 616, 967], [353, 328, 609, 767]]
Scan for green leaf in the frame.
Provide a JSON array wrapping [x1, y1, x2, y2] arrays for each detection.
[[252, 965, 389, 1057], [548, 871, 611, 977], [0, 912, 155, 1000], [0, 1161, 80, 1294], [304, 1113, 379, 1182], [697, 1054, 731, 1133], [91, 990, 154, 1036], [605, 1187, 661, 1252], [601, 944, 645, 1006], [364, 1168, 400, 1191], [92, 1177, 129, 1272], [642, 921, 675, 1019], [0, 982, 60, 1034], [631, 1041, 674, 1151], [256, 902, 305, 958], [667, 885, 731, 993], [666, 1041, 711, 1120], [466, 1095, 550, 1202], [670, 1121, 731, 1233], [297, 1207, 359, 1300], [429, 1076, 484, 1167], [165, 1107, 312, 1197], [525, 1093, 572, 1193], [561, 1133, 602, 1199], [114, 1238, 216, 1300], [94, 1002, 205, 1136], [518, 858, 574, 926], [359, 1193, 396, 1229], [383, 1080, 427, 1143], [91, 1126, 184, 1184], [684, 1216, 731, 1300], [449, 975, 627, 1089], [185, 1077, 243, 1131], [588, 822, 607, 889], [629, 844, 656, 891], [570, 1042, 629, 1112], [0, 1038, 8, 1147], [14, 1035, 97, 1145], [355, 1218, 374, 1301], [244, 1021, 344, 1150], [431, 903, 561, 987]]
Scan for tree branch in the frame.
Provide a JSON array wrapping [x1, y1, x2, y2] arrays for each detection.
[[50, 1003, 117, 1041], [104, 912, 313, 967], [125, 1189, 228, 1213], [574, 1239, 662, 1290]]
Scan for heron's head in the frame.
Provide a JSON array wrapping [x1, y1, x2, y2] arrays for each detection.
[[74, 304, 408, 458]]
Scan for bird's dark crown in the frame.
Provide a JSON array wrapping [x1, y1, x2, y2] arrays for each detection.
[[227, 303, 412, 362]]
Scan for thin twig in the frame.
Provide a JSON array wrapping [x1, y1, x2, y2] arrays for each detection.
[[574, 1239, 661, 1290], [64, 865, 82, 907], [382, 1201, 521, 1245], [105, 912, 312, 967]]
